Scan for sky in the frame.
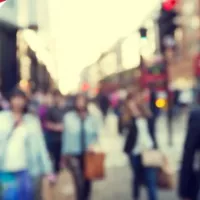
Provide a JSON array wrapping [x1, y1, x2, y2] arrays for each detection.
[[47, 0, 161, 94]]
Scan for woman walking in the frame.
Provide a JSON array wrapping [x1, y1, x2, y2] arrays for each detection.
[[62, 94, 101, 200], [119, 92, 158, 200], [0, 88, 52, 200]]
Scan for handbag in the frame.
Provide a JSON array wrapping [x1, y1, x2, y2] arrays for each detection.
[[84, 152, 105, 180], [157, 155, 175, 190], [80, 118, 105, 181], [142, 149, 164, 168]]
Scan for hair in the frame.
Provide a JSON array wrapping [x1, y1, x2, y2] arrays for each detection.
[[121, 91, 152, 125], [9, 88, 28, 114], [74, 93, 88, 112], [52, 89, 61, 97]]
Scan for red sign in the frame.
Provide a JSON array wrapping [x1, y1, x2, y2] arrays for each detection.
[[140, 61, 167, 91]]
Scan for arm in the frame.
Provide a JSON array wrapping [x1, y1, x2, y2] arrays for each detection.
[[179, 111, 200, 199], [61, 115, 74, 156], [34, 117, 53, 175], [44, 108, 63, 132]]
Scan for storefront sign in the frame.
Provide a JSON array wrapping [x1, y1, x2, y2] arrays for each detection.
[[141, 61, 167, 91]]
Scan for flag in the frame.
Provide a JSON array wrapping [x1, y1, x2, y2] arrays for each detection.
[[0, 0, 6, 8]]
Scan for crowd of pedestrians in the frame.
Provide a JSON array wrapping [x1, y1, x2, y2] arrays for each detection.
[[0, 86, 200, 200]]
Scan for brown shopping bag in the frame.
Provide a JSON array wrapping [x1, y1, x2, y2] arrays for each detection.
[[157, 155, 175, 190], [84, 152, 105, 180]]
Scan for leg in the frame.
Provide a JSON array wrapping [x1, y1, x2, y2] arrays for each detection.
[[83, 179, 92, 200], [129, 155, 143, 200], [49, 140, 61, 173], [54, 140, 61, 173], [148, 117, 157, 148], [144, 167, 158, 200], [17, 171, 34, 200], [78, 155, 92, 200]]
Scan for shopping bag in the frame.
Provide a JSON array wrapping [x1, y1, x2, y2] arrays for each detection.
[[157, 156, 175, 190], [55, 168, 78, 200], [84, 152, 105, 180], [142, 150, 164, 168]]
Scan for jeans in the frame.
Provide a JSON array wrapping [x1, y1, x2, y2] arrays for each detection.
[[74, 155, 92, 200], [129, 155, 158, 200], [45, 133, 61, 173], [148, 117, 157, 149], [0, 171, 33, 200]]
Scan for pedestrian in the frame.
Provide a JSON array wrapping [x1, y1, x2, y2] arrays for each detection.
[[44, 90, 66, 177], [148, 90, 159, 148], [179, 105, 200, 200], [38, 92, 54, 132], [0, 88, 53, 200], [119, 92, 158, 200], [98, 94, 110, 120], [61, 94, 101, 200]]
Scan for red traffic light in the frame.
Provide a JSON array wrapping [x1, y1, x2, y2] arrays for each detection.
[[162, 0, 177, 11]]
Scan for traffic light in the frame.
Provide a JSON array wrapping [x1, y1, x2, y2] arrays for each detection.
[[139, 28, 147, 39], [158, 0, 178, 52], [162, 0, 177, 11]]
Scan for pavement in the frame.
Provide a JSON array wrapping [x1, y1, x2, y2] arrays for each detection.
[[45, 111, 188, 200], [91, 111, 188, 200], [92, 166, 177, 200]]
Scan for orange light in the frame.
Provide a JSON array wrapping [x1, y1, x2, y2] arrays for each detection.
[[155, 98, 166, 108], [81, 82, 90, 92], [19, 80, 29, 91]]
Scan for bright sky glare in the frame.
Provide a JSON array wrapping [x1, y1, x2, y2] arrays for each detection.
[[47, 0, 160, 94]]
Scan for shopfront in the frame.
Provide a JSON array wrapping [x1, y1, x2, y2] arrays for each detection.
[[0, 21, 19, 96]]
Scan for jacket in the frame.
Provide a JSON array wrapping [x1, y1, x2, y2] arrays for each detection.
[[179, 107, 200, 200], [119, 117, 138, 154], [62, 111, 100, 155], [0, 111, 52, 177]]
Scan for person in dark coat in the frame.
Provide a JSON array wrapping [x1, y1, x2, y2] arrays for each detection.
[[148, 90, 159, 148], [179, 107, 200, 200]]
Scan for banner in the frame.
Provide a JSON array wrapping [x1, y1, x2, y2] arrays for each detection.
[[0, 0, 6, 8]]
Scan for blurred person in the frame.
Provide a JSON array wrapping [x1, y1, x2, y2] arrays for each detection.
[[61, 94, 101, 200], [44, 90, 65, 175], [38, 92, 54, 131], [146, 89, 158, 148], [1, 98, 10, 111], [0, 88, 52, 200], [179, 105, 200, 200], [119, 93, 158, 200], [98, 94, 110, 120]]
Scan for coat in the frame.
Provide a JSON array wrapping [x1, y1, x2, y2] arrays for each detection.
[[62, 111, 100, 155], [0, 111, 52, 177], [179, 107, 200, 200]]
